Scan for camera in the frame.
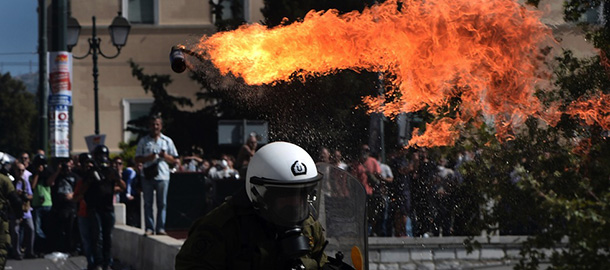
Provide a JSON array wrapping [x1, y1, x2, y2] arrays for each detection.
[[32, 154, 47, 167], [87, 162, 105, 182]]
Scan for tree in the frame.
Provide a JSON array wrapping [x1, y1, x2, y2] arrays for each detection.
[[188, 64, 382, 158], [452, 2, 610, 269], [456, 53, 610, 270], [127, 61, 222, 156], [0, 72, 38, 156]]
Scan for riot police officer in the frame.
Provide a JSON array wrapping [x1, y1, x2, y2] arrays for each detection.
[[175, 142, 329, 270], [0, 163, 18, 267]]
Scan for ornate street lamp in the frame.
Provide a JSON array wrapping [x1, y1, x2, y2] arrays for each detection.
[[67, 12, 131, 135]]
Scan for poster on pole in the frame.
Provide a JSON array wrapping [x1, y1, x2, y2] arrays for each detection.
[[48, 51, 72, 106], [85, 134, 106, 153], [50, 105, 70, 158]]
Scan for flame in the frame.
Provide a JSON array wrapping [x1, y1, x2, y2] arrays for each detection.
[[409, 118, 460, 147], [192, 0, 573, 147], [566, 93, 610, 131]]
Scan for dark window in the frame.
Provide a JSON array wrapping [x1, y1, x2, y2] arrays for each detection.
[[128, 0, 155, 24]]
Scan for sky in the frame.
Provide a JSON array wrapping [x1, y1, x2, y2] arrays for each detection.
[[0, 1, 39, 76]]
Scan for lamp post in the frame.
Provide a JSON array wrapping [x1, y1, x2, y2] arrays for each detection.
[[67, 13, 131, 135]]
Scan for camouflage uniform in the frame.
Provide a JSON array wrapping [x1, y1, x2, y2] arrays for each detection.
[[175, 188, 328, 270], [0, 173, 15, 267]]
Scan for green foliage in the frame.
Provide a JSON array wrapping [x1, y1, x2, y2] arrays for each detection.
[[115, 140, 137, 167], [130, 60, 384, 160], [0, 73, 37, 156], [128, 60, 222, 157], [454, 50, 610, 270], [562, 0, 603, 23], [186, 59, 384, 158], [445, 2, 610, 268]]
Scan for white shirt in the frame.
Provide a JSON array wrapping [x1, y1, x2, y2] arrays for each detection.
[[135, 133, 179, 180]]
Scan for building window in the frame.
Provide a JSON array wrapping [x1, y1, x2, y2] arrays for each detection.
[[122, 98, 153, 142], [124, 0, 157, 24], [211, 0, 245, 23]]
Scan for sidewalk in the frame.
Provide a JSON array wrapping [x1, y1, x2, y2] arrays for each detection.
[[6, 255, 87, 270], [5, 255, 133, 270]]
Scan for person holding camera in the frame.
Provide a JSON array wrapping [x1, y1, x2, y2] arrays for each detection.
[[73, 153, 97, 270], [47, 158, 79, 254], [29, 154, 53, 255], [135, 114, 178, 236], [75, 145, 125, 270]]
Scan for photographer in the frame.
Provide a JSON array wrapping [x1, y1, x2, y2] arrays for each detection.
[[72, 153, 96, 270], [75, 145, 125, 270], [29, 154, 53, 255], [47, 159, 79, 254]]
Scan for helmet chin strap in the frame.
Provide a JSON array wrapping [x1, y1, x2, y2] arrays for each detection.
[[250, 186, 266, 211]]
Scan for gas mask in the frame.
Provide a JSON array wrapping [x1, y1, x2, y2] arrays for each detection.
[[250, 180, 319, 258]]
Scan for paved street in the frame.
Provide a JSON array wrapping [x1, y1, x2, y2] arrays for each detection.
[[6, 256, 87, 270], [5, 255, 133, 270]]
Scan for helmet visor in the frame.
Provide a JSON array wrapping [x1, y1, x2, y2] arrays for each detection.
[[251, 177, 320, 227]]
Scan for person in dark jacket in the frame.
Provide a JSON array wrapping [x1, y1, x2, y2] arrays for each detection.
[[75, 145, 125, 270]]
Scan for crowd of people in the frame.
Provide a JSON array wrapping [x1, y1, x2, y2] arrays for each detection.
[[316, 144, 477, 238], [134, 141, 478, 239], [0, 142, 481, 261], [0, 113, 499, 269], [0, 114, 249, 269], [1, 146, 132, 269], [164, 141, 479, 239]]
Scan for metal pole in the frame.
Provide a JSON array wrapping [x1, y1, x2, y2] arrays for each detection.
[[378, 74, 385, 163], [51, 0, 67, 51], [49, 0, 68, 159], [38, 0, 48, 152], [92, 16, 100, 135]]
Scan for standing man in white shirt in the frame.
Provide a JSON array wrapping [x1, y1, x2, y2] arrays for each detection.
[[135, 113, 179, 236]]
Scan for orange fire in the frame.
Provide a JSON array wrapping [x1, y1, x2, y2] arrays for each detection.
[[192, 0, 604, 147], [566, 93, 610, 131]]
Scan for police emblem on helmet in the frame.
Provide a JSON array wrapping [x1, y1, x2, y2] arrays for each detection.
[[291, 161, 307, 176]]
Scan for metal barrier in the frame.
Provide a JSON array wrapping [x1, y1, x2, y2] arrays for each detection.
[[165, 173, 208, 230], [166, 173, 244, 230]]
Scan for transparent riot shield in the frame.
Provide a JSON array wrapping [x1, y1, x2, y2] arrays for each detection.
[[314, 163, 368, 270]]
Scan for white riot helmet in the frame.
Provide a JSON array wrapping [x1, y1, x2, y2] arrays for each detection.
[[246, 142, 322, 227]]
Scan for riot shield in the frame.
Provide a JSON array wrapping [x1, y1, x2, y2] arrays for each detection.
[[314, 163, 368, 270]]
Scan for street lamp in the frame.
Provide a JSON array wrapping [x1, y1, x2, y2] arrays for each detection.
[[67, 12, 131, 135]]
